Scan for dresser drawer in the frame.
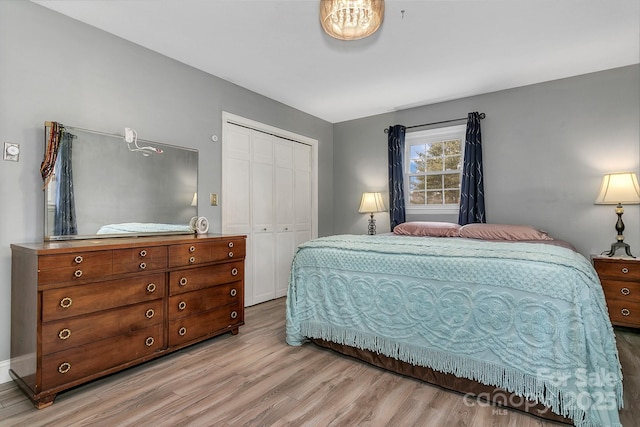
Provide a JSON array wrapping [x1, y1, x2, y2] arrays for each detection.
[[168, 303, 242, 347], [42, 299, 164, 356], [38, 251, 112, 285], [42, 274, 165, 321], [601, 280, 640, 303], [168, 281, 242, 320], [42, 324, 163, 390], [169, 261, 243, 295], [605, 298, 640, 327], [168, 238, 245, 267], [112, 246, 168, 275], [593, 258, 640, 280]]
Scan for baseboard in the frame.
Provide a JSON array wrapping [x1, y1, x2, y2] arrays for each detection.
[[0, 359, 11, 384]]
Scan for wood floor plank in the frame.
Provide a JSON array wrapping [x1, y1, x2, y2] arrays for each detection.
[[1, 297, 638, 427]]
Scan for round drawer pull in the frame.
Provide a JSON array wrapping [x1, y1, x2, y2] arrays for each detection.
[[230, 311, 238, 319], [74, 269, 83, 278], [621, 308, 630, 316], [178, 327, 187, 336], [140, 250, 147, 257], [179, 277, 188, 287], [145, 308, 155, 319], [189, 256, 196, 264], [58, 328, 71, 340], [228, 242, 234, 248], [145, 337, 155, 347], [189, 246, 196, 253], [146, 283, 157, 293], [74, 255, 83, 264], [621, 287, 631, 296], [231, 268, 238, 276], [230, 288, 237, 297], [178, 301, 187, 311], [60, 297, 73, 309], [58, 362, 71, 374], [139, 262, 147, 270], [228, 251, 234, 258], [622, 267, 629, 274]]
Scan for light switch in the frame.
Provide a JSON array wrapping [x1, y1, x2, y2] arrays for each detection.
[[3, 142, 20, 161], [210, 193, 218, 206]]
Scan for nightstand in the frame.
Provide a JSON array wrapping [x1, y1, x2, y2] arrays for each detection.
[[592, 256, 640, 328]]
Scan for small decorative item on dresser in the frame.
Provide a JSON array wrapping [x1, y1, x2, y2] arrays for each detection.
[[592, 256, 640, 328]]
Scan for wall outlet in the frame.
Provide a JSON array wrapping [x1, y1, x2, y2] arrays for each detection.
[[3, 142, 20, 161], [210, 193, 218, 206]]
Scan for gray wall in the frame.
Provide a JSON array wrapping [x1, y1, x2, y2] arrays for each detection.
[[334, 65, 640, 258], [0, 1, 334, 363]]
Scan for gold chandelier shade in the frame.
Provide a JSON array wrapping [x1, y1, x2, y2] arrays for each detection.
[[320, 0, 385, 40]]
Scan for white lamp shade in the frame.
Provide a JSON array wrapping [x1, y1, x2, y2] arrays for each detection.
[[595, 172, 640, 204], [359, 192, 386, 213]]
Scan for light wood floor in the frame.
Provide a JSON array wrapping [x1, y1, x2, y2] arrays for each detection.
[[1, 298, 638, 427]]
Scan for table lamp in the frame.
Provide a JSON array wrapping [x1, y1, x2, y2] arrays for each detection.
[[359, 192, 386, 235], [595, 172, 640, 257]]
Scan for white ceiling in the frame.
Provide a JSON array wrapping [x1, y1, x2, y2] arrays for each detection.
[[33, 0, 639, 124]]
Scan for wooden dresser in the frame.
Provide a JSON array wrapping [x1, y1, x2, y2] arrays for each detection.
[[592, 256, 640, 329], [10, 234, 245, 408]]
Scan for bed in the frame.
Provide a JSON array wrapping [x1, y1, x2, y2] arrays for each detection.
[[285, 224, 623, 427]]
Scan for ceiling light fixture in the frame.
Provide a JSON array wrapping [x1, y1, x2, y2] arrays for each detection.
[[320, 0, 385, 41]]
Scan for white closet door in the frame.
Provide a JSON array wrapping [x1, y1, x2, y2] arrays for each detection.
[[222, 113, 317, 307], [274, 139, 295, 297], [294, 143, 313, 246], [222, 125, 253, 307], [251, 131, 276, 304]]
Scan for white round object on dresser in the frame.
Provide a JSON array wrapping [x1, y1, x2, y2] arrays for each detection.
[[195, 216, 209, 234]]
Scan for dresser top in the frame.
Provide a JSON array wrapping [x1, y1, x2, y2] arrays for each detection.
[[11, 233, 246, 254]]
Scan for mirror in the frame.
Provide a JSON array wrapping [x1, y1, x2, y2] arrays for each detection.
[[43, 123, 198, 240]]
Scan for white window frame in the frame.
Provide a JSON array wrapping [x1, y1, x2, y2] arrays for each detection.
[[404, 124, 466, 215]]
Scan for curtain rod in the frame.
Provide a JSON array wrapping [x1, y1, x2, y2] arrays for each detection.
[[383, 112, 485, 134]]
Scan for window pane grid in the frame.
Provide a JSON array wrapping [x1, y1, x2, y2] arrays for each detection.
[[405, 129, 465, 209]]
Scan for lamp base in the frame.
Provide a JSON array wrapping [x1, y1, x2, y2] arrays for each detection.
[[368, 214, 376, 235], [604, 241, 635, 258]]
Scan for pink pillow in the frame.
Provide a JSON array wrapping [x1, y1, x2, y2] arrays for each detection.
[[393, 222, 461, 237], [459, 223, 553, 241]]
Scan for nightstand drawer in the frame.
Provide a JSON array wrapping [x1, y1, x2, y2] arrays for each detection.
[[601, 280, 640, 303], [593, 258, 640, 280], [605, 298, 640, 327]]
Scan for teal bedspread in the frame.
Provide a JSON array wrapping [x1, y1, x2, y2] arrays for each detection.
[[286, 235, 623, 427]]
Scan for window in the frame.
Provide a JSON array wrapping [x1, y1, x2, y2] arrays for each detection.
[[405, 124, 466, 214]]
